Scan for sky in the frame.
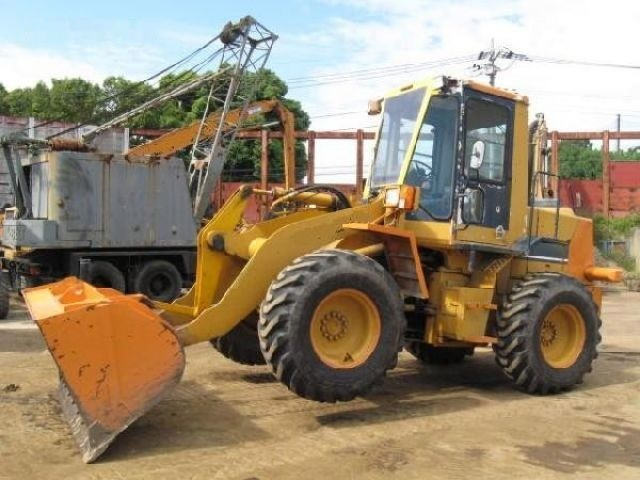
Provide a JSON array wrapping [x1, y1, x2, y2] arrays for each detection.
[[1, 0, 639, 182]]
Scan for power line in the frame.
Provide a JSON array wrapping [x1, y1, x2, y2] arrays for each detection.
[[473, 42, 640, 85], [289, 60, 473, 89], [537, 106, 640, 117], [21, 31, 227, 136], [529, 55, 640, 70], [525, 88, 640, 101], [287, 55, 475, 89], [286, 55, 474, 82], [308, 111, 361, 119]]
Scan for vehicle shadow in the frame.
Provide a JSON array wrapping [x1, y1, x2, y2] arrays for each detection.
[[317, 349, 639, 428], [101, 380, 269, 462], [100, 348, 639, 462], [316, 350, 516, 427], [518, 415, 640, 472]]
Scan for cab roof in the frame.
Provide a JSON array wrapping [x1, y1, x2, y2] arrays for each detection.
[[384, 76, 529, 105]]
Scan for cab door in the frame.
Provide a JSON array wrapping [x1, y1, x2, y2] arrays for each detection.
[[460, 92, 514, 231]]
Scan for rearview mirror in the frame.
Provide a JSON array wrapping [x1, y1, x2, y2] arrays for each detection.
[[462, 187, 484, 224], [368, 98, 383, 115], [470, 140, 485, 170]]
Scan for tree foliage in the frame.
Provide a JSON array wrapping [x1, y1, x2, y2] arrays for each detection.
[[558, 140, 602, 179], [559, 140, 640, 180], [0, 69, 310, 182], [593, 213, 640, 241], [0, 83, 8, 113], [611, 147, 640, 161]]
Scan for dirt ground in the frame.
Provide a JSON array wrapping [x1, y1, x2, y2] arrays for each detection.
[[1, 289, 638, 480]]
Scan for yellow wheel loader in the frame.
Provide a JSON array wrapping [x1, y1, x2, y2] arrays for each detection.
[[23, 76, 622, 462]]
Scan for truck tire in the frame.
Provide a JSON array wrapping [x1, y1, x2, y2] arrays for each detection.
[[89, 261, 126, 292], [405, 342, 473, 364], [0, 275, 9, 320], [133, 260, 182, 302], [18, 275, 38, 290], [211, 312, 266, 366], [259, 250, 405, 402], [495, 273, 601, 394]]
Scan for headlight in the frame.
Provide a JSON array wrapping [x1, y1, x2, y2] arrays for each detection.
[[384, 187, 400, 207], [383, 185, 418, 210]]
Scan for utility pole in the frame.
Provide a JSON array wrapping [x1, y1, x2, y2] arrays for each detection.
[[486, 39, 498, 86], [616, 113, 621, 152], [474, 41, 530, 86]]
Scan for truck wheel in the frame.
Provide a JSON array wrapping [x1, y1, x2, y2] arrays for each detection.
[[134, 260, 182, 302], [259, 250, 405, 402], [0, 274, 10, 320], [211, 312, 266, 366], [495, 273, 601, 394], [405, 342, 473, 364], [89, 261, 126, 292], [18, 275, 38, 290]]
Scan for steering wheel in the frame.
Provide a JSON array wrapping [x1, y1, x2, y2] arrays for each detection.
[[408, 158, 433, 185]]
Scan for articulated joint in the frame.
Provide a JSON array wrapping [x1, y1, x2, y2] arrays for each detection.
[[207, 233, 225, 251]]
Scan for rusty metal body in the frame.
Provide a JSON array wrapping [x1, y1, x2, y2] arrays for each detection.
[[1, 150, 197, 249]]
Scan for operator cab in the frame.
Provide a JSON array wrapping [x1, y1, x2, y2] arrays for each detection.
[[367, 76, 529, 247]]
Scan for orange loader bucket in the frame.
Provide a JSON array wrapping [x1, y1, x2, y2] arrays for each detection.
[[23, 277, 185, 463]]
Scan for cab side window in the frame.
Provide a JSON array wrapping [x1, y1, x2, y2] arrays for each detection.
[[465, 98, 508, 182], [461, 94, 513, 229]]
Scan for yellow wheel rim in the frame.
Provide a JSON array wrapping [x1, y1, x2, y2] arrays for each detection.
[[540, 304, 586, 369], [310, 288, 381, 369]]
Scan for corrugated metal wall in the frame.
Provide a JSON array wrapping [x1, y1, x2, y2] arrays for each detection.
[[559, 161, 640, 217]]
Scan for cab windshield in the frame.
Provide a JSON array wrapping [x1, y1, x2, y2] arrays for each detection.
[[369, 88, 426, 188]]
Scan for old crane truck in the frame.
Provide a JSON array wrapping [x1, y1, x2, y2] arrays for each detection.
[[0, 17, 285, 317], [23, 76, 622, 463]]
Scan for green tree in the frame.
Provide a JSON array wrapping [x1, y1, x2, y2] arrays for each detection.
[[31, 81, 51, 118], [0, 68, 309, 182], [48, 78, 101, 123], [5, 87, 33, 117], [221, 69, 310, 182], [0, 83, 8, 114], [99, 76, 155, 124], [558, 140, 602, 179], [611, 147, 640, 161], [559, 141, 640, 179]]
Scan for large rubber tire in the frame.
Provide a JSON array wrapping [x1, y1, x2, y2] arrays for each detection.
[[88, 261, 126, 292], [405, 342, 473, 364], [259, 250, 405, 402], [495, 273, 601, 394], [133, 260, 182, 302], [0, 275, 9, 320], [211, 312, 266, 366], [18, 275, 38, 289]]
